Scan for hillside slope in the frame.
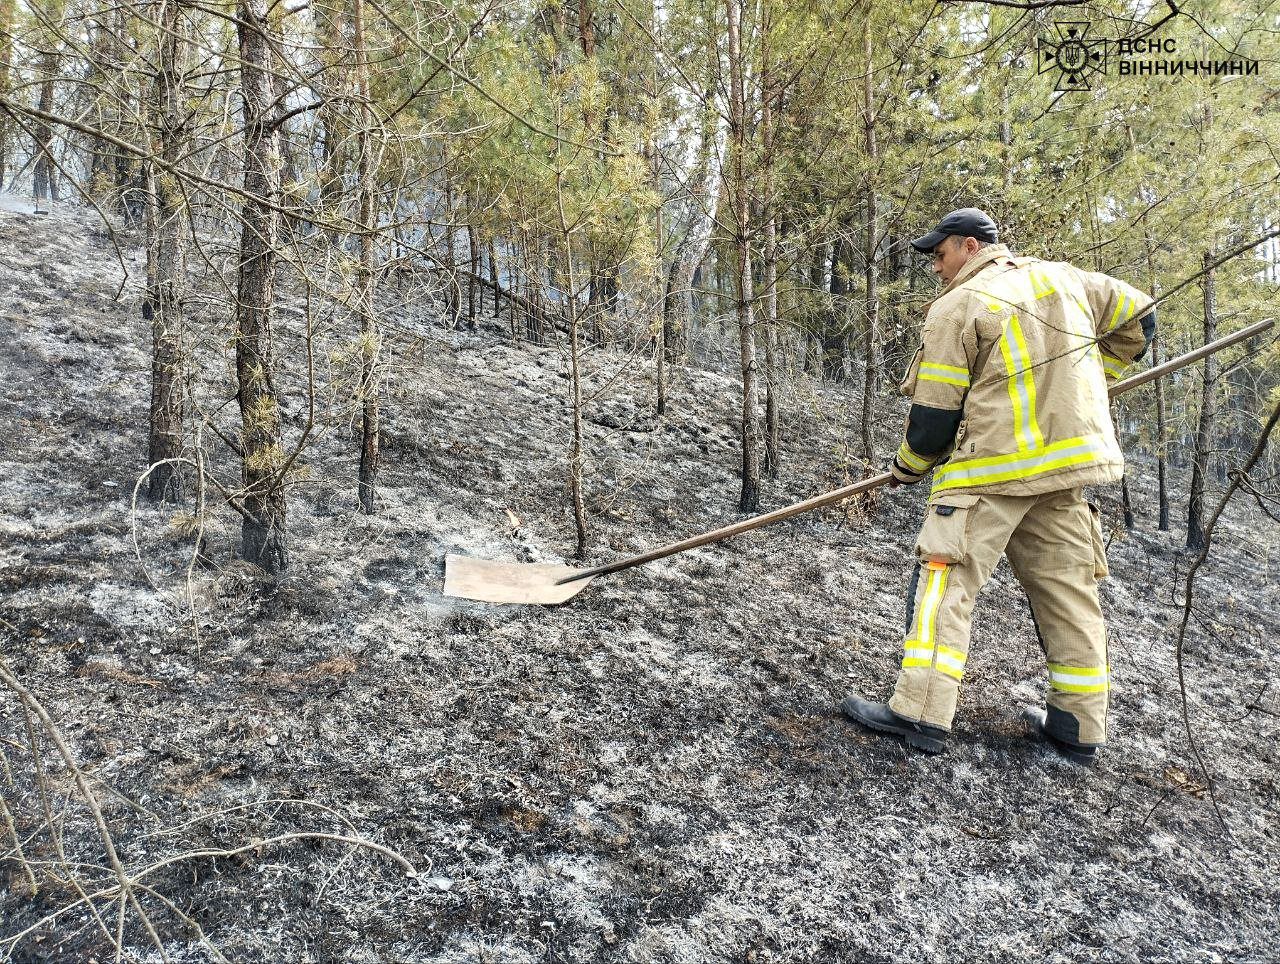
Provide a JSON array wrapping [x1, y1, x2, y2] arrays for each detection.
[[1, 197, 1277, 963]]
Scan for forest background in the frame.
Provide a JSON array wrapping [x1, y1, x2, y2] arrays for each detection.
[[1, 0, 1279, 959]]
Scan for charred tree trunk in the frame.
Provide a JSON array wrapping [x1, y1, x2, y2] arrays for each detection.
[[33, 52, 57, 201], [442, 157, 459, 327], [826, 235, 849, 380], [806, 241, 826, 374], [0, 0, 12, 186], [1135, 131, 1169, 531], [315, 0, 344, 243], [466, 215, 478, 330], [144, 0, 188, 503], [353, 0, 379, 514], [760, 28, 779, 479], [725, 0, 759, 512], [1120, 472, 1135, 530], [235, 0, 288, 572], [1152, 329, 1170, 530], [859, 14, 878, 469], [488, 240, 500, 317], [1187, 251, 1217, 552]]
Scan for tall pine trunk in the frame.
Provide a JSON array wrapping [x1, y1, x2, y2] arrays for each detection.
[[725, 0, 759, 512], [1142, 231, 1170, 530], [859, 14, 878, 469], [760, 19, 779, 479], [0, 0, 12, 185], [352, 0, 379, 514], [235, 0, 288, 572], [33, 52, 57, 200], [144, 0, 188, 503], [1187, 251, 1216, 552]]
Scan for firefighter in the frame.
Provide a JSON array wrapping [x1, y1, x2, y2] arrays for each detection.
[[841, 208, 1156, 763]]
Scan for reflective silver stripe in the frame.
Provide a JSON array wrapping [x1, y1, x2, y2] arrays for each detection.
[[917, 566, 947, 646], [934, 649, 965, 678], [999, 314, 1042, 452], [1049, 667, 1109, 687], [897, 443, 931, 472], [1105, 295, 1134, 334], [919, 363, 970, 387]]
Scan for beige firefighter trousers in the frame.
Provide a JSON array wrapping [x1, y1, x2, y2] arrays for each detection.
[[888, 486, 1111, 745]]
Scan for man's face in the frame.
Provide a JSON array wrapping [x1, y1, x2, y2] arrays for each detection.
[[931, 235, 978, 286]]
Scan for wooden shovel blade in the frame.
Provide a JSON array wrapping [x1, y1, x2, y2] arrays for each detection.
[[442, 553, 595, 605]]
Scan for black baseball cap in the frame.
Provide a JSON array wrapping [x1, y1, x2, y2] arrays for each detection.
[[910, 208, 999, 253]]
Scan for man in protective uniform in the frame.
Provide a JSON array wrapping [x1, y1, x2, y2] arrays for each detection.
[[841, 208, 1156, 763]]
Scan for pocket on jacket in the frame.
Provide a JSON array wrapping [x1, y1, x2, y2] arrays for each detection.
[[917, 493, 981, 564], [1086, 500, 1109, 579]]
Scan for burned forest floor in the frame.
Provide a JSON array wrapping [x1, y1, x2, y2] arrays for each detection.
[[2, 194, 1279, 963]]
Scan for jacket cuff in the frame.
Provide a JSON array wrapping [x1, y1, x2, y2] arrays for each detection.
[[1101, 352, 1128, 380], [891, 441, 931, 484]]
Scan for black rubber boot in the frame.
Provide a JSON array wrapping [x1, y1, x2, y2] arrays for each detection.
[[840, 694, 948, 754], [1021, 706, 1098, 765]]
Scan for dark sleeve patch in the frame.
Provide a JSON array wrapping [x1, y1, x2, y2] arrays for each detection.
[[906, 404, 964, 457]]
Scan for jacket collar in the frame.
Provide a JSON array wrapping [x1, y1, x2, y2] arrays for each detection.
[[919, 243, 1013, 317], [941, 243, 1013, 295]]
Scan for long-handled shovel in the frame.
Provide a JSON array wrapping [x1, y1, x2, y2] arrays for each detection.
[[444, 317, 1274, 605]]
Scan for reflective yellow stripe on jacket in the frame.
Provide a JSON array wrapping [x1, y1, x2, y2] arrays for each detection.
[[896, 441, 932, 473], [931, 436, 1108, 494], [998, 313, 1044, 452], [919, 362, 970, 388], [1101, 353, 1127, 379]]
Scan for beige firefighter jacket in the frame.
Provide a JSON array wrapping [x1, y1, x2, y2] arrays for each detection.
[[891, 243, 1154, 497]]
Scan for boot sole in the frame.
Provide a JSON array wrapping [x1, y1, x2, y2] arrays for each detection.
[[841, 698, 946, 754]]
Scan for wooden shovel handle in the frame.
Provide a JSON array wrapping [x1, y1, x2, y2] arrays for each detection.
[[556, 471, 894, 584], [1107, 316, 1273, 397], [559, 315, 1275, 587]]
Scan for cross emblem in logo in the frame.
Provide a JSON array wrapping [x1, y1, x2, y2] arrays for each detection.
[[1038, 22, 1107, 91]]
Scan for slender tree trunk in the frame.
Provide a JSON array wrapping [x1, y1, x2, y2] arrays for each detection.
[[33, 52, 57, 201], [859, 14, 878, 468], [998, 74, 1013, 244], [442, 154, 459, 327], [509, 242, 519, 335], [235, 0, 288, 572], [315, 0, 344, 244], [352, 0, 379, 514], [466, 214, 478, 330], [760, 22, 779, 479], [0, 0, 12, 185], [554, 147, 588, 557], [144, 0, 188, 503], [84, 16, 115, 189], [1120, 472, 1135, 529], [1132, 126, 1169, 531], [725, 0, 759, 512], [1187, 251, 1217, 552], [488, 240, 500, 317], [649, 0, 665, 416], [1143, 237, 1169, 530], [827, 235, 848, 380], [1151, 330, 1170, 530], [807, 241, 826, 374]]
